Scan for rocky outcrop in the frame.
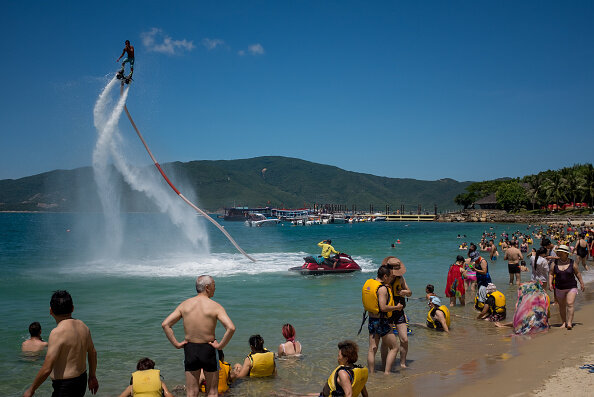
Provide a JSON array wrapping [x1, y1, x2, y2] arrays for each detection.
[[437, 209, 594, 225]]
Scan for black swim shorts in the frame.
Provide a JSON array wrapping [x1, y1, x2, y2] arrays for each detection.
[[52, 371, 87, 397], [390, 309, 407, 325], [508, 263, 521, 274], [184, 342, 219, 372], [368, 317, 391, 337]]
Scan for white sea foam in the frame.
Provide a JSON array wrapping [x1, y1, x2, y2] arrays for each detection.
[[58, 252, 377, 278]]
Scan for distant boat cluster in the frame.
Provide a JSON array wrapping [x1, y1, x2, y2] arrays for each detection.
[[222, 207, 435, 227]]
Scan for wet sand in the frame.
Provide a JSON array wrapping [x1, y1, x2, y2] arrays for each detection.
[[451, 283, 594, 397]]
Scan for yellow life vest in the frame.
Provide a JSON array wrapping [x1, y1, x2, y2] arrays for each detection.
[[131, 369, 161, 397], [487, 291, 506, 314], [326, 365, 368, 397], [474, 296, 485, 311], [362, 279, 394, 318], [248, 350, 275, 377], [200, 360, 231, 394], [426, 305, 451, 329]]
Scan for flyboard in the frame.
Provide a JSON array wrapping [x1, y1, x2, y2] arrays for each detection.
[[116, 69, 133, 85], [118, 72, 256, 262]]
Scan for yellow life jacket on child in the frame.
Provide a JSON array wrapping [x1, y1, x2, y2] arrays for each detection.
[[131, 369, 161, 397], [487, 291, 506, 315], [325, 365, 368, 397], [248, 350, 275, 377], [362, 279, 394, 318], [426, 305, 451, 329], [200, 360, 231, 394]]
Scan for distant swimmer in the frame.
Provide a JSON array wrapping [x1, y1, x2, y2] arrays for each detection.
[[116, 40, 135, 80], [23, 290, 99, 397], [162, 275, 235, 397], [21, 322, 48, 353]]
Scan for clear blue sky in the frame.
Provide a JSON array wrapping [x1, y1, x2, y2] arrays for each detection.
[[1, 1, 592, 182]]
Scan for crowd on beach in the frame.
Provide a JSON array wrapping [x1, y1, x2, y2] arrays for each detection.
[[19, 224, 593, 397]]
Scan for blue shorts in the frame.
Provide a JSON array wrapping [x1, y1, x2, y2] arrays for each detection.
[[122, 57, 135, 67], [368, 317, 391, 337]]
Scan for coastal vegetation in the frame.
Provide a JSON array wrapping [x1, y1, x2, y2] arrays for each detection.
[[454, 163, 594, 212], [0, 156, 471, 213]]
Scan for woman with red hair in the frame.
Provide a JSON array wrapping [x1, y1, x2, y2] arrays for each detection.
[[278, 323, 302, 357]]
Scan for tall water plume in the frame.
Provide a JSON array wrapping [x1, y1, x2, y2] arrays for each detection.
[[92, 77, 209, 259]]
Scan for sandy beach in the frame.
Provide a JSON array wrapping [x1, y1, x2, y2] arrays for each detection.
[[452, 283, 594, 397]]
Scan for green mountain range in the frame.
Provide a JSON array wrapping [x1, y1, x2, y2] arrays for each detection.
[[0, 156, 472, 212]]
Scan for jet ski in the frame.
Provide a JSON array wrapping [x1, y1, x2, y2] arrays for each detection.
[[289, 253, 362, 275]]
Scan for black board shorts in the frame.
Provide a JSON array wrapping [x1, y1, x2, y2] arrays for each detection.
[[184, 342, 218, 372], [508, 263, 521, 274], [52, 371, 87, 397]]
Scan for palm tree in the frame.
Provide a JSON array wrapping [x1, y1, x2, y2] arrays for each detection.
[[561, 166, 586, 205], [525, 174, 545, 210], [543, 172, 566, 208], [580, 164, 594, 207]]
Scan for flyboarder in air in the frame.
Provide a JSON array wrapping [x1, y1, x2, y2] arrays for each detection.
[[116, 40, 134, 83]]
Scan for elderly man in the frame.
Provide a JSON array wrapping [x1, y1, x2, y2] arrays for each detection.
[[162, 275, 236, 397]]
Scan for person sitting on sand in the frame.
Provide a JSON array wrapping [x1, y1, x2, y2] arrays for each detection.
[[232, 335, 276, 379], [21, 322, 48, 353], [477, 283, 506, 322], [199, 350, 232, 395], [425, 284, 436, 301], [118, 357, 173, 397], [278, 323, 302, 357], [426, 296, 450, 332]]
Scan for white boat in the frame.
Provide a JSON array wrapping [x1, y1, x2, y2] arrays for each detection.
[[245, 213, 281, 227]]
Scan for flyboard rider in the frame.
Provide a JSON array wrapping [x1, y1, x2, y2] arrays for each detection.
[[116, 40, 134, 79]]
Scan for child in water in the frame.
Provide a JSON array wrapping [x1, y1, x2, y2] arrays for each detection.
[[425, 284, 436, 301]]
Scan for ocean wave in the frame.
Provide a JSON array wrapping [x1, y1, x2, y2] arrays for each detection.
[[57, 252, 378, 278]]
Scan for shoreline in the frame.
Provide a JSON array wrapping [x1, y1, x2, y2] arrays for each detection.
[[450, 279, 594, 397]]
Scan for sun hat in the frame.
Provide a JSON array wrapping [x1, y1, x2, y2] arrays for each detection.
[[555, 244, 571, 254], [382, 256, 407, 276], [430, 296, 441, 306], [486, 283, 497, 294]]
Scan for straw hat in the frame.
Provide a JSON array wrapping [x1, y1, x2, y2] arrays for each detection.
[[382, 256, 407, 276], [555, 244, 571, 254]]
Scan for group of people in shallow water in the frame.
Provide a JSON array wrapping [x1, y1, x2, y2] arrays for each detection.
[[20, 225, 592, 397]]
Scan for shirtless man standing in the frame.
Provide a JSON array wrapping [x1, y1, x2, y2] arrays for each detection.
[[116, 40, 135, 78], [162, 275, 236, 397], [504, 240, 523, 286], [23, 290, 99, 397], [22, 322, 48, 352]]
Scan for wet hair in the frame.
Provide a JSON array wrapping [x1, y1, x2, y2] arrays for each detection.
[[425, 284, 434, 293], [125, 40, 130, 45], [249, 334, 265, 353], [136, 357, 155, 370], [218, 350, 225, 361], [282, 323, 296, 341], [541, 238, 551, 247], [456, 255, 465, 262], [326, 239, 332, 244], [196, 275, 213, 293], [50, 290, 73, 316], [28, 322, 41, 337], [337, 340, 358, 365], [521, 260, 526, 266], [377, 265, 392, 279]]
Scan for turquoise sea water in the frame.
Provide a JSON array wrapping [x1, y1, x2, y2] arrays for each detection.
[[1, 213, 590, 396]]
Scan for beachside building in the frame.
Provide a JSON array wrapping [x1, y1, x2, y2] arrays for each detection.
[[474, 193, 497, 210]]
